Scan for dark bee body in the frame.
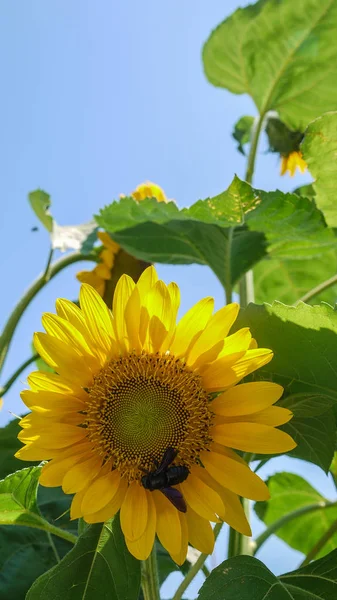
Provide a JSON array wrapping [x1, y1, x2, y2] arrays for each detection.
[[141, 447, 189, 512]]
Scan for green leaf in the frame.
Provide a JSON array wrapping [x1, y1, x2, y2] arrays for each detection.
[[232, 116, 254, 154], [266, 118, 304, 156], [203, 0, 337, 130], [96, 178, 336, 289], [0, 419, 38, 479], [26, 516, 141, 600], [255, 472, 337, 558], [254, 252, 337, 305], [233, 302, 337, 470], [0, 526, 71, 600], [29, 190, 53, 232], [302, 111, 337, 227], [0, 466, 50, 530], [294, 183, 316, 199], [197, 552, 337, 599]]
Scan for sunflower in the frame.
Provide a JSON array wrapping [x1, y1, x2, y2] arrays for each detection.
[[17, 267, 296, 563], [76, 181, 168, 297], [280, 151, 307, 177]]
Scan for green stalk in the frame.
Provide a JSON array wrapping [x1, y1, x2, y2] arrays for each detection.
[[172, 522, 222, 600], [0, 251, 98, 375], [295, 273, 337, 305], [141, 546, 160, 600], [254, 501, 337, 555], [0, 353, 39, 397], [225, 228, 234, 304]]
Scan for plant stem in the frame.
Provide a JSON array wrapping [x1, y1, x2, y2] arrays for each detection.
[[0, 251, 98, 375], [0, 353, 39, 397], [172, 523, 222, 600], [42, 521, 77, 545], [46, 531, 61, 563], [141, 546, 160, 600], [299, 517, 337, 567], [225, 228, 234, 304], [295, 273, 337, 305], [254, 501, 337, 555], [239, 114, 265, 308]]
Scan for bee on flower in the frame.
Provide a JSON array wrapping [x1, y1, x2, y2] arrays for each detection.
[[16, 266, 296, 563]]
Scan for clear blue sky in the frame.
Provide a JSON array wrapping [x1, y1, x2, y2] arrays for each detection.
[[0, 0, 335, 595]]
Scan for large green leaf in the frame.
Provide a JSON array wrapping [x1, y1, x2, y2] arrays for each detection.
[[96, 178, 336, 290], [233, 302, 337, 470], [255, 472, 337, 558], [0, 466, 51, 530], [232, 116, 255, 154], [27, 517, 141, 600], [0, 526, 71, 600], [197, 552, 337, 599], [0, 419, 38, 479], [203, 0, 337, 130], [254, 252, 337, 305], [302, 112, 337, 227]]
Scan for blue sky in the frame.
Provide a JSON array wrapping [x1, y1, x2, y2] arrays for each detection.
[[0, 0, 335, 595]]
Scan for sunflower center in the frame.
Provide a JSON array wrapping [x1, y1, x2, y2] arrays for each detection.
[[85, 352, 212, 481]]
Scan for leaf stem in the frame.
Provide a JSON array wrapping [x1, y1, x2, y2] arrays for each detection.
[[46, 531, 61, 563], [254, 500, 337, 555], [141, 545, 160, 600], [172, 522, 222, 600], [0, 353, 39, 397], [0, 251, 98, 375], [295, 273, 337, 305], [224, 228, 234, 304], [299, 516, 337, 567]]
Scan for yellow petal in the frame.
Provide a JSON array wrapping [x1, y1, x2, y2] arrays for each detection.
[[125, 491, 156, 560], [27, 371, 84, 396], [144, 280, 172, 330], [33, 332, 93, 387], [81, 470, 121, 515], [94, 263, 111, 279], [187, 303, 239, 366], [225, 406, 293, 427], [170, 297, 214, 357], [100, 248, 114, 269], [153, 490, 182, 557], [62, 456, 103, 493], [219, 487, 251, 536], [71, 486, 90, 520], [219, 328, 252, 356], [186, 506, 214, 554], [18, 424, 88, 448], [120, 481, 148, 541], [42, 314, 98, 367], [211, 422, 296, 454], [84, 477, 128, 523], [201, 450, 269, 501], [80, 284, 115, 355], [180, 473, 223, 522], [229, 349, 274, 383], [15, 443, 56, 461], [39, 451, 89, 487], [77, 271, 105, 296], [124, 287, 141, 352], [200, 351, 246, 391], [21, 390, 85, 413], [170, 511, 188, 565], [149, 315, 168, 352], [211, 382, 284, 417], [112, 274, 135, 348], [136, 266, 158, 303], [97, 231, 120, 252]]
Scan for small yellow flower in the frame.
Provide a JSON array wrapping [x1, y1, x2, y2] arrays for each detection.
[[76, 182, 168, 297], [280, 151, 307, 177], [17, 267, 296, 563]]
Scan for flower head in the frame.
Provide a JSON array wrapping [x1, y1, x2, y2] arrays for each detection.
[[280, 150, 307, 177], [17, 267, 296, 562], [76, 182, 168, 297]]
